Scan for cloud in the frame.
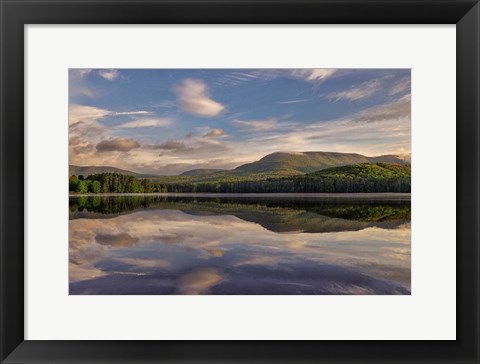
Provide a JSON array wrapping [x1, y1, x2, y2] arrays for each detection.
[[291, 69, 337, 82], [277, 99, 310, 104], [326, 79, 382, 102], [98, 69, 119, 81], [389, 77, 411, 96], [70, 69, 93, 79], [238, 94, 411, 158], [96, 138, 140, 152], [69, 104, 111, 125], [148, 141, 193, 152], [69, 136, 96, 156], [117, 118, 172, 129], [147, 139, 230, 160], [173, 79, 225, 117], [214, 71, 260, 87], [353, 94, 411, 123], [233, 118, 279, 131], [115, 111, 151, 116], [203, 128, 225, 138]]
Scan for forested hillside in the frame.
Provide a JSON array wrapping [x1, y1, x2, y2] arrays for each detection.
[[69, 163, 410, 194], [234, 151, 407, 174]]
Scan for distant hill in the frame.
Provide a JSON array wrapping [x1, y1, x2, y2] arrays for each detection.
[[234, 151, 407, 175], [180, 169, 226, 176], [69, 165, 156, 178]]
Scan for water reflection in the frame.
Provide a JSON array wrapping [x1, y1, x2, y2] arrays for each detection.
[[69, 195, 411, 295]]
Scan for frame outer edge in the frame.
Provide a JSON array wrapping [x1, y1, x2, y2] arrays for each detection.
[[0, 1, 25, 363], [1, 0, 480, 363], [457, 2, 480, 362]]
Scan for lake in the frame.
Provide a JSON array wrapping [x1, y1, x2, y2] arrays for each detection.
[[69, 194, 411, 295]]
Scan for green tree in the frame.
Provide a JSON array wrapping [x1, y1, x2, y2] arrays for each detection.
[[76, 180, 88, 193], [90, 180, 101, 193], [69, 175, 79, 191]]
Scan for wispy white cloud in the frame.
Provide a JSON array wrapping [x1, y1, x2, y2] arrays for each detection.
[[114, 111, 151, 116], [277, 99, 310, 104], [353, 94, 411, 122], [69, 104, 110, 126], [98, 69, 120, 81], [224, 94, 411, 162], [173, 79, 225, 117], [389, 77, 411, 96], [70, 69, 93, 79], [214, 71, 260, 87], [291, 69, 337, 82], [326, 79, 382, 102], [203, 128, 225, 138], [117, 118, 172, 129], [233, 118, 279, 131]]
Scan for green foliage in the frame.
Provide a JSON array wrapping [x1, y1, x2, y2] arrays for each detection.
[[233, 152, 406, 174], [69, 173, 170, 194], [68, 163, 411, 194], [69, 175, 79, 191], [76, 180, 88, 193], [308, 162, 411, 179], [90, 180, 101, 193]]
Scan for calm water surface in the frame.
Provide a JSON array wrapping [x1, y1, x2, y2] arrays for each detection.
[[69, 195, 411, 295]]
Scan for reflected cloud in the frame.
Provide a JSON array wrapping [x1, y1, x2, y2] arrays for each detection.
[[153, 233, 192, 244], [204, 248, 225, 257], [69, 197, 411, 294], [234, 255, 279, 267], [95, 233, 139, 247], [176, 268, 223, 294]]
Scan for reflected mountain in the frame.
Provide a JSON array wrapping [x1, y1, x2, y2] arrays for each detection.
[[70, 195, 410, 234]]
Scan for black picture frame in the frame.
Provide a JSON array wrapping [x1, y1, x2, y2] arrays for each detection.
[[1, 0, 479, 363]]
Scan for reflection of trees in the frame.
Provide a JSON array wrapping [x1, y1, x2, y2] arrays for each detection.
[[70, 196, 410, 233]]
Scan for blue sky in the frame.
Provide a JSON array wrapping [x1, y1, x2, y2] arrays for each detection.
[[69, 69, 411, 175]]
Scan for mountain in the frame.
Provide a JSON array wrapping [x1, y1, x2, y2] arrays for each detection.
[[69, 165, 157, 178], [180, 169, 226, 176], [234, 151, 407, 175]]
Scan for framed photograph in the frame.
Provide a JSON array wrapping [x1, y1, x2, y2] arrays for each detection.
[[1, 0, 478, 363]]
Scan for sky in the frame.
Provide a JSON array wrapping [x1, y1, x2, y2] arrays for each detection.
[[69, 68, 411, 175]]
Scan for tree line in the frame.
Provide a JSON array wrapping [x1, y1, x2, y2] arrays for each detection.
[[69, 173, 165, 194], [69, 172, 410, 194]]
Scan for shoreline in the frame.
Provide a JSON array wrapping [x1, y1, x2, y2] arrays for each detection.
[[70, 192, 411, 200]]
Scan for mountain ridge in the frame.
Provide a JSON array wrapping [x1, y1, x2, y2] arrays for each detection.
[[69, 165, 156, 178], [233, 151, 407, 175], [70, 151, 409, 179]]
